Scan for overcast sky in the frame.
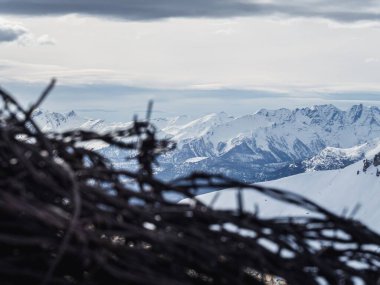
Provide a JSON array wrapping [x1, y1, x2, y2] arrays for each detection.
[[1, 0, 380, 120]]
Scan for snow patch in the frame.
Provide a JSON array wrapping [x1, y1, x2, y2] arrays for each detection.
[[185, 157, 208, 163]]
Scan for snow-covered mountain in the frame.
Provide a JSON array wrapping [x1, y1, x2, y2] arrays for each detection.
[[302, 139, 380, 171], [162, 104, 380, 155], [32, 104, 380, 183], [191, 147, 380, 233], [31, 109, 105, 132], [31, 108, 193, 134], [157, 104, 380, 182]]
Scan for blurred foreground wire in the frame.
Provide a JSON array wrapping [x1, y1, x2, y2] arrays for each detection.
[[0, 81, 379, 285]]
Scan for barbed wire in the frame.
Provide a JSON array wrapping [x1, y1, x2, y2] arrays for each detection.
[[0, 80, 379, 285]]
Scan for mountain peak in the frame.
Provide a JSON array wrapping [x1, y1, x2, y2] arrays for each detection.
[[66, 110, 77, 118], [31, 108, 45, 117]]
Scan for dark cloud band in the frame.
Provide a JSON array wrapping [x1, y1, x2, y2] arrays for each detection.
[[0, 0, 379, 22]]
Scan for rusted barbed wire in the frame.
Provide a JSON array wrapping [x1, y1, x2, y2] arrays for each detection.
[[0, 81, 379, 285]]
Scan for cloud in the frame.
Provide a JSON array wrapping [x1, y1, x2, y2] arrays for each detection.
[[37, 34, 56, 45], [0, 0, 380, 23], [365, 57, 380, 64], [0, 59, 124, 85], [0, 21, 27, 43]]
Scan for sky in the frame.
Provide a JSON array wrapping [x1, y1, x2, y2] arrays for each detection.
[[1, 0, 380, 121]]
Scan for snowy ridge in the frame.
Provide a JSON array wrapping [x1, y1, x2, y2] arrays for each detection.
[[165, 112, 234, 143], [190, 149, 380, 233], [31, 108, 106, 132], [303, 138, 380, 171]]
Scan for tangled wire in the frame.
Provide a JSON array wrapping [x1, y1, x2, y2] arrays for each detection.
[[0, 80, 380, 285]]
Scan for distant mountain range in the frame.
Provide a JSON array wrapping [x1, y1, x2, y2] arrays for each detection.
[[32, 104, 380, 183]]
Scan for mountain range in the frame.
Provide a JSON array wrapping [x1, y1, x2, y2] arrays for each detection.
[[32, 104, 380, 183]]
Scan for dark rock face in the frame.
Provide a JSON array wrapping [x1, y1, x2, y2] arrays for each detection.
[[374, 153, 380, 167], [362, 152, 380, 175], [363, 159, 372, 173]]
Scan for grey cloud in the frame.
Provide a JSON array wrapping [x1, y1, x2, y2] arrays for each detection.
[[0, 23, 27, 43], [0, 0, 380, 22]]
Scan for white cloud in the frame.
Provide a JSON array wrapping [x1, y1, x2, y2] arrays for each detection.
[[1, 16, 380, 94], [37, 34, 56, 45], [365, 57, 380, 64], [0, 59, 120, 85], [0, 19, 55, 46]]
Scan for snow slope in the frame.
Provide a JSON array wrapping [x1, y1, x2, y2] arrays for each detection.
[[191, 148, 380, 233]]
